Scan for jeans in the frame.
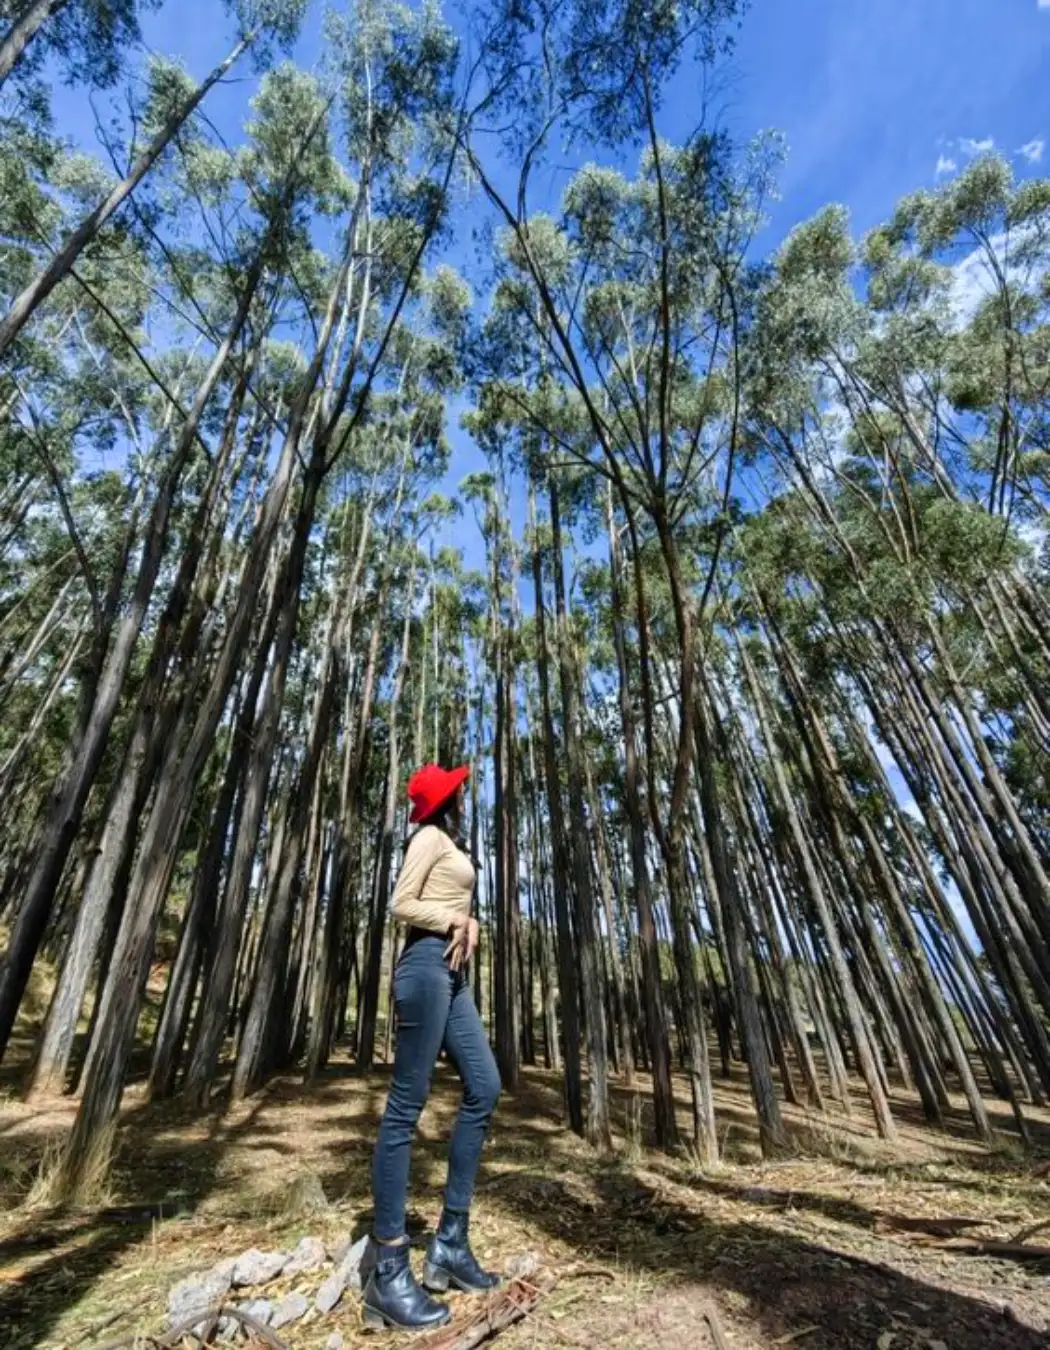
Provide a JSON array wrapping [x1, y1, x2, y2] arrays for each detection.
[[372, 934, 501, 1241]]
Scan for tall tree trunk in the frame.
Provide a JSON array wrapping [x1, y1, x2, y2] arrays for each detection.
[[0, 254, 264, 1061], [583, 747, 632, 1085], [605, 486, 677, 1145], [0, 32, 256, 358], [30, 360, 254, 1098], [492, 597, 520, 1090], [233, 717, 331, 1097], [51, 237, 365, 1189], [549, 473, 610, 1148], [695, 682, 785, 1155], [356, 569, 416, 1072], [528, 480, 584, 1136], [741, 634, 897, 1140], [0, 0, 70, 87]]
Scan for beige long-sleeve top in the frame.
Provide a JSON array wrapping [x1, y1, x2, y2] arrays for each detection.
[[391, 825, 476, 934]]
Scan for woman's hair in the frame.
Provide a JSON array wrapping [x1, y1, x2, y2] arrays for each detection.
[[403, 792, 481, 879], [402, 790, 462, 858], [419, 794, 460, 836]]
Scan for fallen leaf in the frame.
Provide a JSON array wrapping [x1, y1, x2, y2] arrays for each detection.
[[877, 1335, 895, 1350]]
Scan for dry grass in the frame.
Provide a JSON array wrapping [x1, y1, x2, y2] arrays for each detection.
[[0, 1058, 1048, 1350]]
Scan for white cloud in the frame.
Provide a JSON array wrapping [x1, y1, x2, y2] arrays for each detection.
[[960, 136, 995, 156], [1019, 137, 1045, 163], [950, 234, 1005, 325], [949, 225, 1046, 328], [935, 154, 957, 177]]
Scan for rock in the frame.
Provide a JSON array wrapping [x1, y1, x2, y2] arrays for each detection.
[[340, 1234, 371, 1294], [506, 1250, 541, 1280], [280, 1172, 329, 1218], [235, 1297, 274, 1327], [326, 1335, 345, 1350], [271, 1291, 310, 1329], [167, 1263, 233, 1332], [314, 1265, 348, 1315], [327, 1233, 353, 1264], [231, 1247, 289, 1288], [284, 1234, 328, 1276], [316, 1234, 370, 1312]]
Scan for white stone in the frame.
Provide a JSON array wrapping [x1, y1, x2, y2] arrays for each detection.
[[314, 1266, 348, 1315], [167, 1264, 232, 1332], [284, 1235, 328, 1275], [231, 1247, 289, 1287], [326, 1334, 345, 1350], [315, 1234, 371, 1313], [340, 1234, 371, 1294], [235, 1297, 274, 1327], [271, 1291, 311, 1329]]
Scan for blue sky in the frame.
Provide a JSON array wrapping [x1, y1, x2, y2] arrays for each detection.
[[47, 0, 1050, 523], [725, 0, 1049, 243], [42, 0, 1048, 591], [50, 0, 1050, 272], [42, 0, 1038, 939]]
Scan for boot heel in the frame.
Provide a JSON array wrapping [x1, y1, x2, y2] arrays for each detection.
[[363, 1305, 389, 1330], [422, 1260, 450, 1292]]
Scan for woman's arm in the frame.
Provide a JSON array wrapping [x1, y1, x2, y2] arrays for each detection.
[[391, 827, 455, 933]]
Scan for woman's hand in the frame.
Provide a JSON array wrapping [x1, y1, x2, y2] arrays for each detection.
[[444, 915, 480, 971]]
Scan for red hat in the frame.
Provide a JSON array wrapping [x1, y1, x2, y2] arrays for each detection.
[[407, 763, 470, 823]]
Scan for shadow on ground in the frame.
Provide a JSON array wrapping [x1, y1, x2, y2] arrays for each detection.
[[0, 1054, 1047, 1350]]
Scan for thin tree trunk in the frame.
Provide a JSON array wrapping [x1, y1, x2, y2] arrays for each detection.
[[0, 0, 70, 87], [742, 633, 897, 1140], [356, 568, 416, 1072], [547, 474, 610, 1148], [0, 33, 255, 358], [605, 486, 677, 1145], [528, 480, 584, 1136], [0, 251, 264, 1062], [695, 683, 785, 1155]]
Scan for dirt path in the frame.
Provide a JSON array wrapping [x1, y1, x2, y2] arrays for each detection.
[[1, 1065, 1048, 1349]]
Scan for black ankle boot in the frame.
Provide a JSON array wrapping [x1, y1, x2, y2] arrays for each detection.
[[423, 1209, 501, 1294], [362, 1240, 451, 1331]]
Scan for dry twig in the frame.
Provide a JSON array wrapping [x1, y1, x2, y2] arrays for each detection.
[[1009, 1217, 1050, 1245], [96, 1303, 289, 1350], [417, 1274, 555, 1350], [702, 1304, 732, 1350]]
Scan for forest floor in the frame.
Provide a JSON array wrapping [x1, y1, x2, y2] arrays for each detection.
[[1, 1046, 1049, 1350]]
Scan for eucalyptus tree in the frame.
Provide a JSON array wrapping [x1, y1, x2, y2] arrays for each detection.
[[0, 1, 309, 360], [0, 0, 155, 90], [0, 50, 330, 1068], [50, 0, 460, 1197], [460, 468, 526, 1093], [469, 136, 785, 1164], [724, 172, 1048, 1140]]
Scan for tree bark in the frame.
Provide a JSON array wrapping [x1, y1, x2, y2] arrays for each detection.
[[548, 474, 610, 1150], [0, 33, 254, 358], [605, 486, 677, 1145], [0, 251, 263, 1062], [528, 480, 584, 1136], [0, 0, 70, 87], [356, 568, 416, 1073]]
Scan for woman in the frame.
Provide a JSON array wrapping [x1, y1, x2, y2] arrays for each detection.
[[363, 762, 502, 1331]]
